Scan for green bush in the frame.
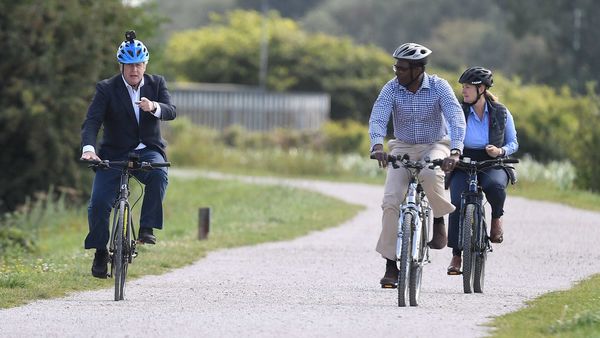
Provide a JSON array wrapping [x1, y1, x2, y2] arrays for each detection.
[[321, 120, 369, 154], [163, 10, 391, 122]]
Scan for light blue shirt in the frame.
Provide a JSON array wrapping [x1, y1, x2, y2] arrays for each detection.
[[464, 103, 519, 156], [369, 73, 466, 151]]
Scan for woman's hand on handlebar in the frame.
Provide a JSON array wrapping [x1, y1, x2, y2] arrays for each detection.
[[370, 144, 388, 168], [81, 151, 101, 162], [485, 145, 504, 158]]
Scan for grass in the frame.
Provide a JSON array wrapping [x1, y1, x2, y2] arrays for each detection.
[[489, 275, 600, 338], [509, 180, 600, 212], [0, 176, 361, 308], [4, 141, 600, 336]]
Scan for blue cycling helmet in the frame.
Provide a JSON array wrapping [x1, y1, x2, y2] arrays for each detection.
[[116, 31, 149, 64]]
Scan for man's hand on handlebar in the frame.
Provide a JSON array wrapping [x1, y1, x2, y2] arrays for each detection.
[[81, 151, 101, 162], [441, 153, 460, 172], [371, 144, 388, 168]]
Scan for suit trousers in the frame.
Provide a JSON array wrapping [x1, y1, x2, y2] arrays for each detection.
[[84, 148, 168, 249], [375, 139, 455, 260]]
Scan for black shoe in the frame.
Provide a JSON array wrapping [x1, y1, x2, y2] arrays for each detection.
[[139, 227, 156, 245], [380, 259, 399, 288], [91, 249, 109, 279]]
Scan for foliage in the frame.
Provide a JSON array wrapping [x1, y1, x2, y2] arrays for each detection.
[[0, 0, 158, 212], [163, 10, 391, 121], [495, 0, 600, 93]]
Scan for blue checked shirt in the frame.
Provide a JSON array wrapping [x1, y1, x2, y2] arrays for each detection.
[[369, 73, 466, 151]]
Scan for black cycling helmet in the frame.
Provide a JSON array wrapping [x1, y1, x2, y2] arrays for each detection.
[[459, 66, 493, 88], [392, 42, 432, 65]]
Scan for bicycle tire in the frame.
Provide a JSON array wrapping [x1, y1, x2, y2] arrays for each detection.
[[119, 202, 131, 300], [114, 200, 126, 301], [398, 213, 413, 307], [474, 251, 486, 293], [409, 214, 427, 306], [474, 210, 487, 293], [462, 204, 476, 294]]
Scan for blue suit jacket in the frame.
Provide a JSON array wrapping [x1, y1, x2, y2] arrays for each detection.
[[81, 74, 176, 160]]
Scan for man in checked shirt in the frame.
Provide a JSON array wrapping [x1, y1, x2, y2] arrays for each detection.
[[369, 42, 466, 288]]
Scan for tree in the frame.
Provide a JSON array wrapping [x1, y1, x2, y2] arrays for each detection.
[[0, 0, 155, 212], [495, 0, 599, 93], [163, 10, 392, 121]]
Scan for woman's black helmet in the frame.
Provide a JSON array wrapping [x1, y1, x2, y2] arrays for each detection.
[[459, 66, 493, 87]]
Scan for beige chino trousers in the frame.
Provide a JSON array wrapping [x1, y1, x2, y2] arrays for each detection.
[[375, 138, 455, 260]]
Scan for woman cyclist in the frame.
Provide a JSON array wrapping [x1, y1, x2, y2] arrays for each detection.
[[447, 66, 519, 275]]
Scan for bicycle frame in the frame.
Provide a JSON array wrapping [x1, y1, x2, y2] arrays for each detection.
[[109, 167, 137, 266]]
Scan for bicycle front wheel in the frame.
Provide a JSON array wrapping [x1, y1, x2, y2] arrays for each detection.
[[409, 216, 427, 306], [474, 251, 486, 293], [398, 213, 413, 307], [462, 204, 476, 294], [474, 215, 487, 293], [113, 200, 129, 301]]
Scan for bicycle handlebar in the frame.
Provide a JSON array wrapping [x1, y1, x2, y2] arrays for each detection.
[[454, 157, 519, 170], [79, 159, 171, 170], [370, 153, 435, 170]]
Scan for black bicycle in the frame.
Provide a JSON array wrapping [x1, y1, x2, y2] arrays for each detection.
[[452, 157, 518, 293], [83, 154, 170, 301], [373, 153, 435, 306]]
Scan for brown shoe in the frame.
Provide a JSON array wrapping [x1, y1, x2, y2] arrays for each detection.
[[447, 255, 462, 275], [380, 259, 398, 288], [427, 218, 447, 249], [490, 218, 503, 243]]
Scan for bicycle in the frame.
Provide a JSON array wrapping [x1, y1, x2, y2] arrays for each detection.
[[449, 156, 518, 294], [372, 153, 435, 307], [82, 153, 170, 301]]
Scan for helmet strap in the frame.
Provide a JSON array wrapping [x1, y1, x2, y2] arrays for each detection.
[[398, 63, 424, 90], [466, 85, 486, 106]]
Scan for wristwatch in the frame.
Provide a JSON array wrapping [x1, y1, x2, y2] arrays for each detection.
[[450, 149, 461, 156]]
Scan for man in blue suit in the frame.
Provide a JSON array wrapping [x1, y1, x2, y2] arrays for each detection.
[[80, 31, 176, 278]]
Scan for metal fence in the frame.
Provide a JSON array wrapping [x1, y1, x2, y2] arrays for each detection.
[[169, 83, 330, 131]]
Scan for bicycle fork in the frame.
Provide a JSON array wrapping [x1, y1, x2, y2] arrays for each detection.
[[396, 182, 429, 265]]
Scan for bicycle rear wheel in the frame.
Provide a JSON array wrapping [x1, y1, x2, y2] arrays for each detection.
[[462, 204, 476, 294], [398, 213, 413, 307]]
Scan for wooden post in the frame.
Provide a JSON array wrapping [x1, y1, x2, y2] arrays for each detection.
[[198, 207, 210, 240]]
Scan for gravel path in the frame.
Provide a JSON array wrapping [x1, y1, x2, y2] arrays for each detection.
[[1, 170, 599, 337]]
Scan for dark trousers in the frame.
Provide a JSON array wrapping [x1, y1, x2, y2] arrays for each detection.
[[447, 167, 508, 249], [84, 148, 168, 249]]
